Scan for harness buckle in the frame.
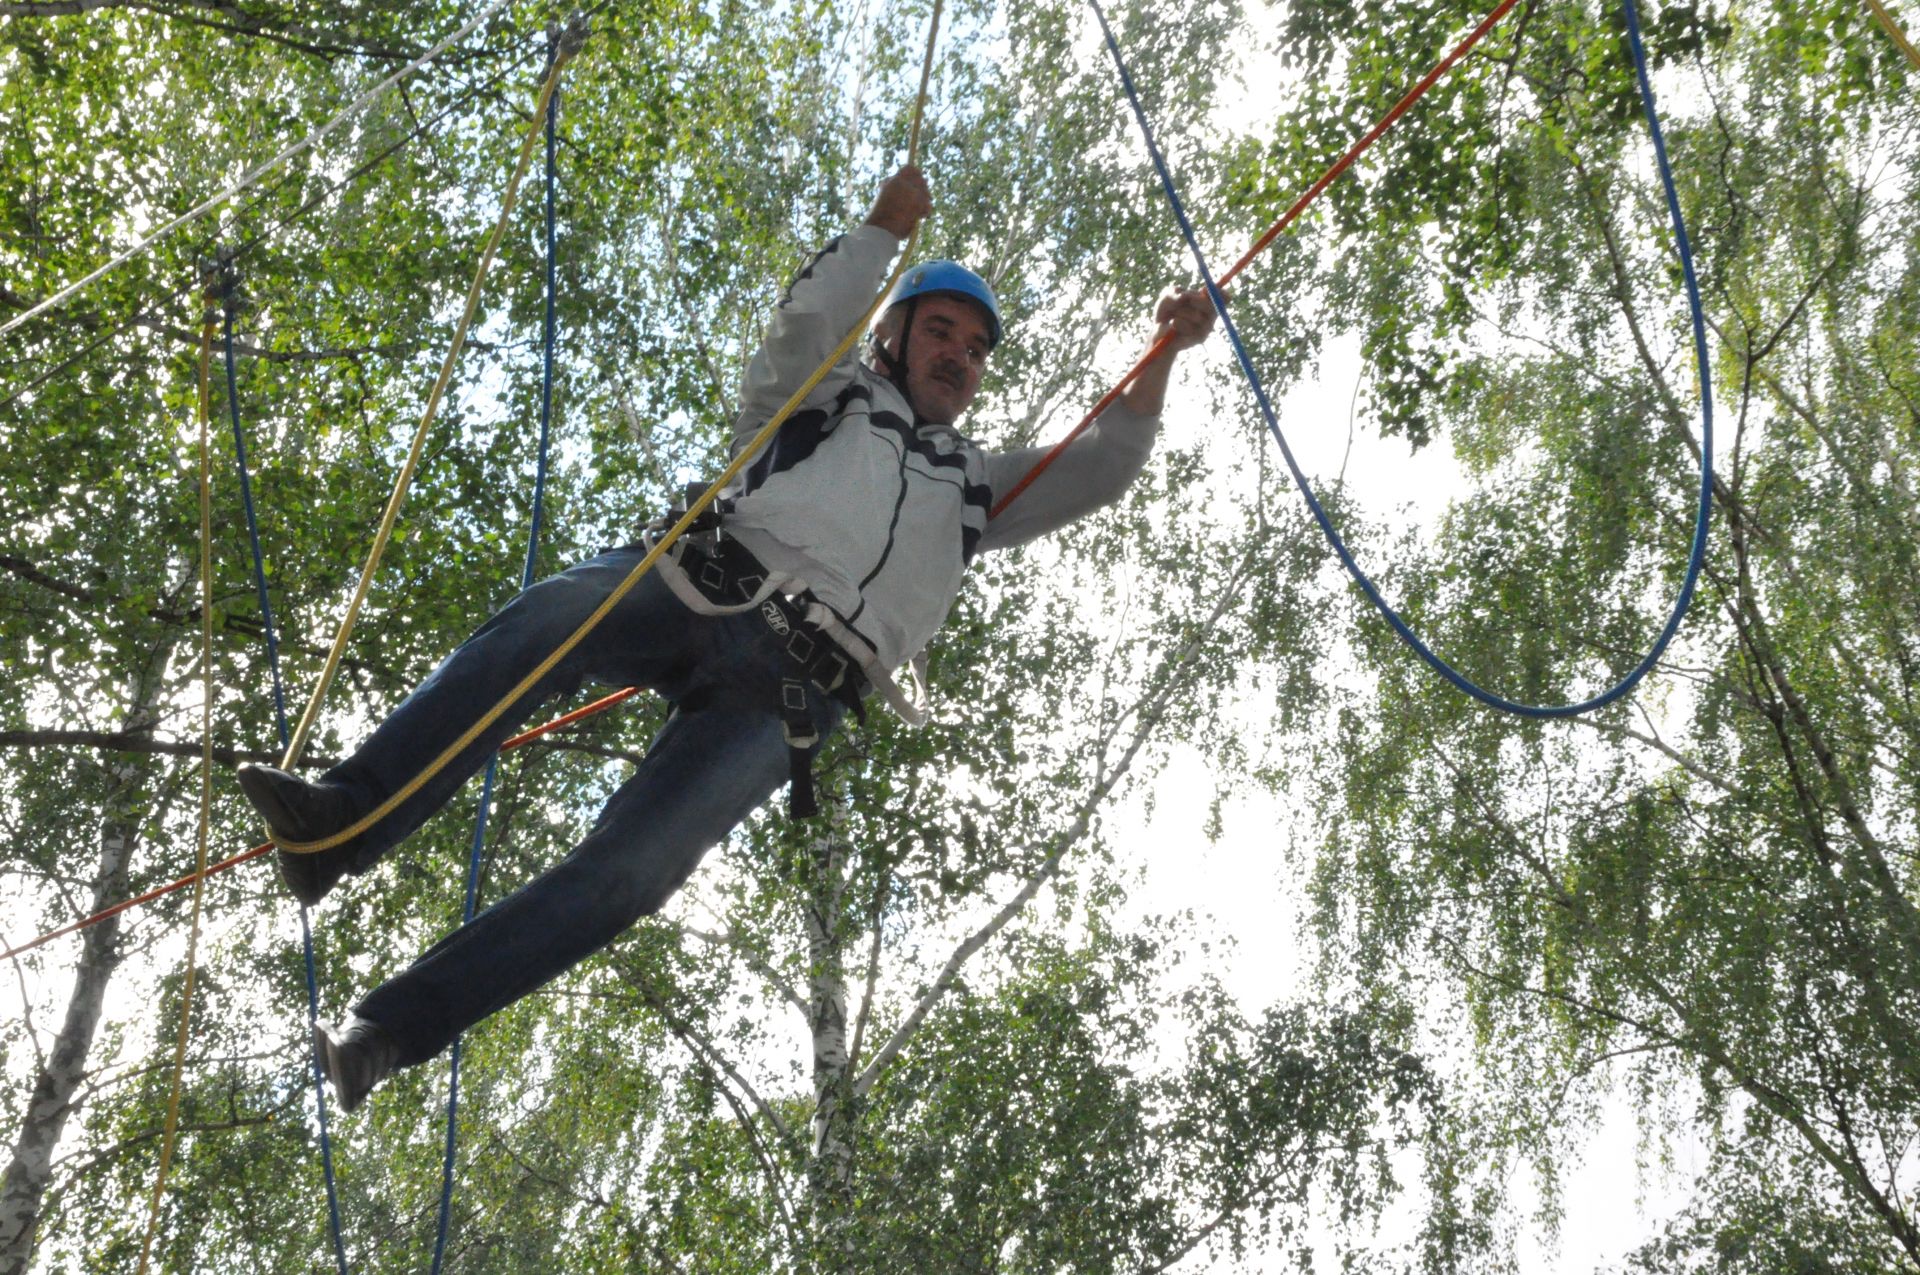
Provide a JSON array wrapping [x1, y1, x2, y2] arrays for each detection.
[[779, 679, 818, 748], [779, 676, 820, 818]]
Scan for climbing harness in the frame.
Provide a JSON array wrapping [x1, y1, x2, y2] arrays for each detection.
[[640, 503, 869, 817], [1080, 0, 1713, 719]]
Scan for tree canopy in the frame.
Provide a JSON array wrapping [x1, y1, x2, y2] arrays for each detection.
[[2, 0, 1917, 1271]]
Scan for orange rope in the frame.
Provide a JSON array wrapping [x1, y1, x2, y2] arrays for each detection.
[[1, 687, 649, 963], [499, 685, 641, 750], [989, 0, 1522, 519], [0, 845, 272, 963]]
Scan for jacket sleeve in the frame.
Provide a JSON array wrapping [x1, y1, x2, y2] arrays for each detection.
[[730, 224, 902, 457], [976, 402, 1161, 553]]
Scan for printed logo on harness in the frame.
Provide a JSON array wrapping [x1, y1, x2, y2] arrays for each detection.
[[760, 600, 791, 636]]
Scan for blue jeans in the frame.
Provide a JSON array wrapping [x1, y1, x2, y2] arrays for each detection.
[[326, 544, 844, 1068]]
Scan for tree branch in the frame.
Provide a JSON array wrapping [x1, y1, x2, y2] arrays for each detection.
[[678, 924, 807, 1017], [855, 536, 1280, 1099], [1567, 714, 1735, 795], [0, 0, 438, 63], [0, 729, 333, 770], [0, 552, 401, 684], [615, 967, 800, 1159], [138, 318, 523, 364]]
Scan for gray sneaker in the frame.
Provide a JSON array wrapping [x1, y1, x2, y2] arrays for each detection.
[[314, 1014, 401, 1113]]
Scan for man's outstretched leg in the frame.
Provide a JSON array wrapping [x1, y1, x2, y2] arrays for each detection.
[[319, 686, 836, 1109], [240, 547, 707, 905]]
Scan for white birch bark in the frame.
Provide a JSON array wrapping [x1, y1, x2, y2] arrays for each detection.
[[0, 644, 169, 1275], [802, 812, 854, 1266]]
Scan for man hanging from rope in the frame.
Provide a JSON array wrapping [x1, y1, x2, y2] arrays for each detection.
[[234, 165, 1219, 1111]]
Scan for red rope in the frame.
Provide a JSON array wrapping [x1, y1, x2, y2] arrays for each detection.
[[3, 686, 650, 961], [989, 0, 1522, 521], [498, 685, 640, 750], [1, 845, 275, 962]]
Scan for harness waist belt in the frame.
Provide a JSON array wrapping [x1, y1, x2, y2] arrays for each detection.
[[671, 533, 867, 710], [667, 530, 867, 819]]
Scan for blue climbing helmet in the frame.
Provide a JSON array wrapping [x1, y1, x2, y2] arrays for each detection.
[[882, 260, 1003, 349]]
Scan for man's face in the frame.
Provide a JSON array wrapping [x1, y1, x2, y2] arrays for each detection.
[[886, 294, 993, 425]]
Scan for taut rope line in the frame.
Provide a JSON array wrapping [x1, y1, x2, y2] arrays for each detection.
[[0, 0, 519, 340], [1865, 0, 1920, 68], [133, 297, 220, 1275]]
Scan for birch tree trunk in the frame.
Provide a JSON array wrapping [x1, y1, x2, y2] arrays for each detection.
[[0, 640, 172, 1275], [803, 812, 853, 1272]]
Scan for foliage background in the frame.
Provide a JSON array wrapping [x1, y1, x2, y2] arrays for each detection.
[[2, 0, 1917, 1270]]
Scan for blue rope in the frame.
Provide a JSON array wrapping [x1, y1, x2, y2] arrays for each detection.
[[217, 276, 351, 1275], [1086, 0, 1714, 719], [430, 36, 563, 1273]]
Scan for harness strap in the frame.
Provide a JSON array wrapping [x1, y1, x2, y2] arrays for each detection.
[[780, 678, 820, 818], [669, 527, 867, 818]]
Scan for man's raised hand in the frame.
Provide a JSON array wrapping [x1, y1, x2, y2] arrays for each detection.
[[1153, 285, 1220, 353], [865, 165, 932, 241]]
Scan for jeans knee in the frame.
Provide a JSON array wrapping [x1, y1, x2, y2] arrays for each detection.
[[567, 829, 705, 923], [628, 850, 707, 919]]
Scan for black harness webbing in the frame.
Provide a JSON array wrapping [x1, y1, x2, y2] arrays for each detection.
[[658, 495, 865, 818]]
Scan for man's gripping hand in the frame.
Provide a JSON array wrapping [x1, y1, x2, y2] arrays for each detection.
[[1116, 285, 1224, 418], [1153, 285, 1220, 354], [864, 165, 932, 241]]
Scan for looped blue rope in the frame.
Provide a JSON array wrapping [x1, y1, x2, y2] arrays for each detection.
[[430, 31, 564, 1273], [216, 271, 351, 1275], [1086, 0, 1714, 719]]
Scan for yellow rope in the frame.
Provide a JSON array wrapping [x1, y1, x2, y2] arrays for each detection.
[[134, 314, 220, 1274], [134, 37, 591, 1254], [280, 41, 582, 771], [1866, 0, 1920, 69], [275, 0, 947, 857]]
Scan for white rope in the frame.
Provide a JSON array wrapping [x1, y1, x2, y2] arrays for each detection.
[[0, 0, 517, 339]]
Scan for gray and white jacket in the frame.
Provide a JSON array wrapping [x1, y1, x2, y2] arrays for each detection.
[[703, 223, 1160, 707]]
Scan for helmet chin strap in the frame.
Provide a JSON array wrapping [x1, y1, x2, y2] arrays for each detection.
[[870, 295, 920, 406]]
